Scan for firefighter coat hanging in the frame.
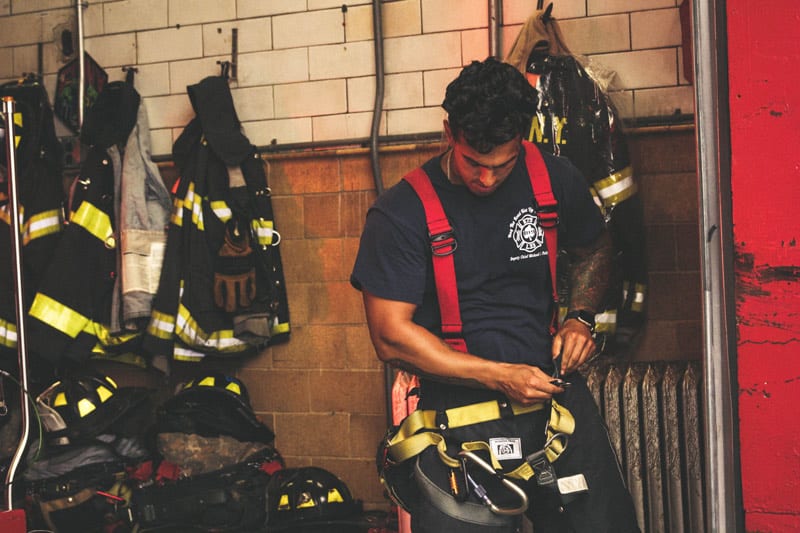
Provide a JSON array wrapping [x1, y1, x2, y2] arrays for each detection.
[[506, 4, 648, 355]]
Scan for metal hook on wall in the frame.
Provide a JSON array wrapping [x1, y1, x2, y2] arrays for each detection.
[[122, 65, 138, 85], [215, 27, 238, 81]]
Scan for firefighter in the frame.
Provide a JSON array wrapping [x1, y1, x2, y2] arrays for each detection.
[[353, 58, 639, 532]]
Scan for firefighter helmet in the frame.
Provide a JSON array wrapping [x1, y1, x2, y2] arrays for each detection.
[[266, 467, 362, 527], [35, 374, 132, 445], [157, 373, 274, 444]]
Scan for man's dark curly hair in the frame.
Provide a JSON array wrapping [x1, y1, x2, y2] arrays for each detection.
[[442, 57, 537, 153]]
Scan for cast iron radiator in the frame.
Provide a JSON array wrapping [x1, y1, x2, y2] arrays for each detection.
[[584, 360, 705, 533]]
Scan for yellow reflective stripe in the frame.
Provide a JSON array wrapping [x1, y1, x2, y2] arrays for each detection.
[[170, 196, 184, 227], [77, 398, 97, 417], [593, 166, 637, 207], [71, 201, 114, 247], [89, 322, 139, 347], [147, 309, 176, 340], [1, 207, 63, 244], [30, 293, 89, 338], [173, 344, 206, 362], [188, 185, 204, 230], [175, 303, 250, 353], [13, 111, 22, 148], [0, 318, 17, 348], [271, 321, 290, 336], [251, 218, 274, 246], [53, 392, 67, 407], [211, 200, 232, 222], [25, 209, 63, 243], [595, 310, 617, 334], [30, 293, 139, 346], [631, 282, 647, 312]]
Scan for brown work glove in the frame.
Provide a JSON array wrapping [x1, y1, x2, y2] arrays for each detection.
[[213, 220, 257, 313]]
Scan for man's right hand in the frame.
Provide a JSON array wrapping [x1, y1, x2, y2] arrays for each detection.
[[494, 362, 565, 406]]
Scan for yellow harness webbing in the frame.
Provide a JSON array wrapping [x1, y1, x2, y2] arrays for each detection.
[[386, 398, 574, 481]]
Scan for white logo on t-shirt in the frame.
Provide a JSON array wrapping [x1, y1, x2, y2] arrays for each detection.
[[507, 207, 545, 259]]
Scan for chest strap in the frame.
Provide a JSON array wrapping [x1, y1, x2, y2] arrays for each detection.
[[403, 140, 560, 348]]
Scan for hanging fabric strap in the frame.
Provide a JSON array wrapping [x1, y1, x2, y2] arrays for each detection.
[[403, 141, 560, 348]]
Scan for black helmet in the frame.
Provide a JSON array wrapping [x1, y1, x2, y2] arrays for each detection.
[[157, 373, 274, 444], [266, 467, 362, 527], [35, 374, 135, 445]]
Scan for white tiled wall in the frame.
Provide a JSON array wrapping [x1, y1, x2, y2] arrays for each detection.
[[0, 0, 694, 156]]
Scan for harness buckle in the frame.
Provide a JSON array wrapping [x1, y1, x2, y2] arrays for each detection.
[[533, 198, 559, 229], [429, 230, 457, 256], [458, 450, 529, 516]]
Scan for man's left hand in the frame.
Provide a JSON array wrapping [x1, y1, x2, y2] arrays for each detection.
[[552, 318, 596, 375]]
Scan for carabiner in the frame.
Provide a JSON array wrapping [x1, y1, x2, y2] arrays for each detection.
[[458, 450, 529, 515]]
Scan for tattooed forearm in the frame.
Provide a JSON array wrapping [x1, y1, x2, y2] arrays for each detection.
[[567, 228, 613, 312]]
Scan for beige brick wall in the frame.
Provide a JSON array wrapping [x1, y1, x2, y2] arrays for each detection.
[[1, 0, 692, 156]]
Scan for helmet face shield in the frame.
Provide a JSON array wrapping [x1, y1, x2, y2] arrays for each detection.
[[36, 381, 69, 437]]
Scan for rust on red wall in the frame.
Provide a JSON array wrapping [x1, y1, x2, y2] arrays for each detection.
[[728, 0, 800, 531]]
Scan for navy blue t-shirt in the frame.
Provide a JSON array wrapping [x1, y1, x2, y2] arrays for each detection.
[[351, 143, 604, 409]]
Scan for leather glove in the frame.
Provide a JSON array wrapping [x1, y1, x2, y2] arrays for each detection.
[[213, 220, 257, 313]]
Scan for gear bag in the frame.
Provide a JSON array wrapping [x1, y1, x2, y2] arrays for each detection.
[[131, 450, 278, 532]]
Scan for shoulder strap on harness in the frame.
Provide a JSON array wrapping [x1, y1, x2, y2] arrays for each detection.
[[404, 167, 466, 352], [403, 141, 560, 349]]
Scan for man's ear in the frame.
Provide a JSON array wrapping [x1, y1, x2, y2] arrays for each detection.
[[443, 119, 453, 145]]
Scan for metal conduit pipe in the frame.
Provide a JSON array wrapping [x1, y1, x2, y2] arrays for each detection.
[[3, 97, 33, 511], [370, 0, 394, 427], [692, 0, 742, 530], [489, 0, 502, 58], [77, 0, 86, 130]]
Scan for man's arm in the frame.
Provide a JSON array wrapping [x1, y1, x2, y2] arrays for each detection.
[[363, 290, 564, 405], [552, 227, 613, 374]]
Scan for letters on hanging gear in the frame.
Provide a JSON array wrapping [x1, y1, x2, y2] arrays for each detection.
[[505, 6, 648, 356], [0, 76, 66, 361], [142, 75, 290, 365]]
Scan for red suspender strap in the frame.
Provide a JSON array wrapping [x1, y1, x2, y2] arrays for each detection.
[[403, 143, 559, 350], [522, 141, 560, 333], [403, 168, 468, 353]]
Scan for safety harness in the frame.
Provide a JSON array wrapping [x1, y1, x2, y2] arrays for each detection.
[[379, 141, 581, 517]]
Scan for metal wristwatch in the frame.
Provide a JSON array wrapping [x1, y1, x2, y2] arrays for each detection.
[[564, 309, 596, 334]]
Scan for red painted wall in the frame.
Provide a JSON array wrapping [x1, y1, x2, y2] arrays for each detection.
[[727, 1, 800, 531]]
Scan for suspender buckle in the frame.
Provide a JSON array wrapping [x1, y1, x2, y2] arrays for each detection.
[[430, 230, 457, 256], [534, 201, 559, 229]]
